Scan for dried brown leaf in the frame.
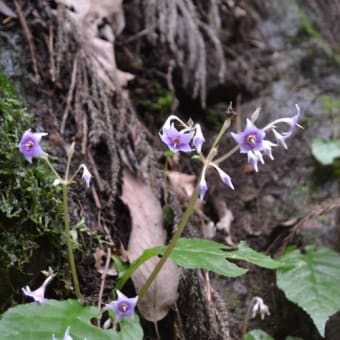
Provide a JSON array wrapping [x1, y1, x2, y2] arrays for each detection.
[[121, 169, 179, 322], [167, 171, 196, 202], [56, 0, 133, 88]]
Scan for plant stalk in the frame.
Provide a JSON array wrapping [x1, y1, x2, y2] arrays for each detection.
[[138, 117, 232, 301], [138, 187, 199, 300], [62, 183, 81, 300]]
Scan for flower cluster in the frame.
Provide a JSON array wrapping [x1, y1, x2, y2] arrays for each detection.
[[231, 104, 302, 172], [159, 114, 234, 200], [159, 115, 205, 153], [159, 106, 302, 200]]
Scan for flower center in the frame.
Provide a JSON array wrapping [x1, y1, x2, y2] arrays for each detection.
[[25, 140, 34, 151], [246, 134, 256, 145], [118, 302, 129, 313], [172, 137, 181, 147]]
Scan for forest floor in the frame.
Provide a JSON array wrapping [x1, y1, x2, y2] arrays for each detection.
[[1, 1, 340, 339]]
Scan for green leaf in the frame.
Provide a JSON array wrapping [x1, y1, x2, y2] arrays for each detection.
[[168, 238, 247, 277], [117, 238, 282, 290], [225, 241, 282, 269], [167, 238, 281, 277], [164, 150, 175, 157], [0, 299, 116, 339], [311, 138, 340, 165], [277, 246, 340, 336], [245, 329, 274, 340], [119, 315, 144, 340]]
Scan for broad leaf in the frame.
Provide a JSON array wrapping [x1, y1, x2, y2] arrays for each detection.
[[168, 238, 246, 277], [245, 329, 274, 340], [117, 238, 282, 290], [119, 315, 143, 340], [0, 299, 116, 339], [277, 246, 340, 336], [225, 241, 282, 269], [167, 238, 282, 277], [311, 138, 340, 165]]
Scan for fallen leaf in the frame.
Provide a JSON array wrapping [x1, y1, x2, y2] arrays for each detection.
[[121, 168, 179, 322], [93, 248, 117, 277], [167, 171, 196, 202], [56, 0, 133, 89], [0, 0, 17, 18]]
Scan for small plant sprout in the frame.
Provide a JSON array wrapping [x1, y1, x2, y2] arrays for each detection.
[[80, 164, 92, 187], [252, 296, 270, 320], [106, 290, 138, 323], [22, 268, 55, 304], [18, 129, 48, 163]]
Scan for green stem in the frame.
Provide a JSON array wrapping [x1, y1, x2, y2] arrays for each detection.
[[138, 187, 199, 300], [213, 145, 240, 165], [62, 148, 81, 300], [241, 297, 256, 340], [138, 117, 232, 301], [43, 157, 62, 180], [62, 184, 81, 299]]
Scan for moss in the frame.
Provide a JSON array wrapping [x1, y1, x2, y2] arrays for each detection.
[[133, 79, 173, 128], [0, 70, 64, 311]]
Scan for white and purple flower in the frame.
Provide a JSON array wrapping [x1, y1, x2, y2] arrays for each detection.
[[22, 271, 55, 304], [159, 115, 205, 153], [160, 124, 194, 153], [80, 164, 92, 188], [231, 105, 302, 172], [252, 296, 270, 320], [198, 163, 234, 200], [19, 129, 48, 163], [106, 290, 138, 323]]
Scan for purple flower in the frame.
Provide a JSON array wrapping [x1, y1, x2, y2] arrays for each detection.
[[19, 129, 48, 163], [80, 164, 92, 187], [160, 124, 194, 153], [22, 272, 55, 304], [211, 164, 234, 190], [231, 119, 265, 154], [106, 290, 138, 323], [231, 119, 269, 172], [231, 105, 302, 172], [198, 175, 208, 200], [264, 104, 303, 143], [193, 124, 205, 153]]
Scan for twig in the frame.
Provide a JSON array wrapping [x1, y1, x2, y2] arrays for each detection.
[[48, 24, 56, 82], [14, 0, 40, 82], [97, 247, 112, 311], [60, 55, 78, 134]]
